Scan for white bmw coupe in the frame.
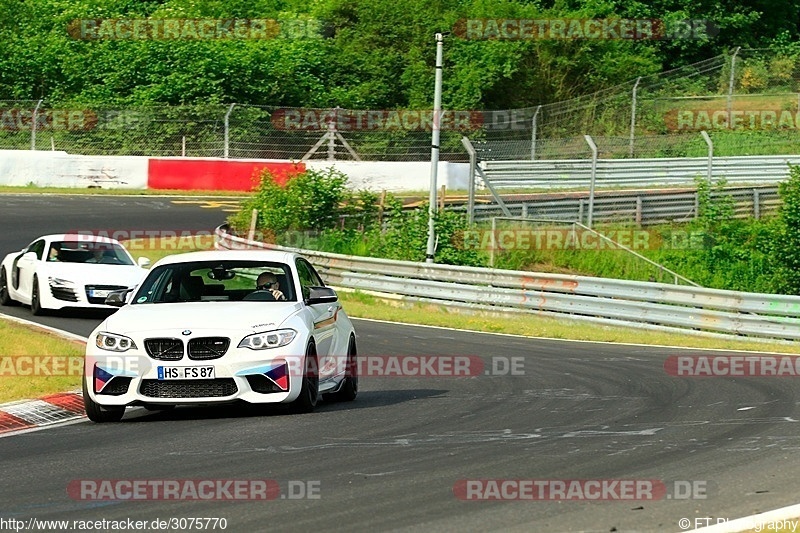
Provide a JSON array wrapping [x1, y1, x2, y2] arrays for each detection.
[[82, 250, 358, 422], [0, 234, 149, 315]]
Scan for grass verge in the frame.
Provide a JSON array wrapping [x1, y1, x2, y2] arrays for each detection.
[[0, 318, 84, 403]]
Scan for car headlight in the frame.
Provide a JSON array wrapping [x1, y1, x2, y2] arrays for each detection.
[[95, 332, 137, 352], [48, 277, 74, 287], [238, 329, 297, 350]]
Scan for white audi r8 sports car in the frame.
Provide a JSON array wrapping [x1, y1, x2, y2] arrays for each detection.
[[0, 234, 150, 315], [82, 249, 358, 422]]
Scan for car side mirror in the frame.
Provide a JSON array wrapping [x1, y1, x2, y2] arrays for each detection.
[[137, 257, 151, 268], [306, 286, 338, 305], [21, 251, 37, 261], [104, 290, 130, 307]]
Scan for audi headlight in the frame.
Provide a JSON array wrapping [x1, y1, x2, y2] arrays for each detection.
[[95, 332, 137, 352], [238, 329, 297, 350], [48, 277, 74, 288]]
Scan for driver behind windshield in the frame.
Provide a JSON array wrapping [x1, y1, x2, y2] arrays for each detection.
[[256, 272, 286, 301]]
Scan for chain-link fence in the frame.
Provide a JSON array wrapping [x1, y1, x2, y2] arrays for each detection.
[[0, 101, 471, 161], [3, 48, 800, 161]]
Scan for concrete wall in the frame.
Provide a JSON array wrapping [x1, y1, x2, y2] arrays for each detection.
[[0, 150, 470, 192], [0, 150, 148, 189], [305, 160, 471, 191]]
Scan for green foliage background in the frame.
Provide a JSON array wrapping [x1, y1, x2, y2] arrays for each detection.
[[2, 0, 796, 109]]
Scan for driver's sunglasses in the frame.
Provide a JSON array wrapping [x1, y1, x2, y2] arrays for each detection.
[[258, 281, 279, 290]]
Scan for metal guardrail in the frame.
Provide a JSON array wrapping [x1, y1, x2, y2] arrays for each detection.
[[481, 155, 800, 189], [458, 185, 780, 226], [215, 225, 800, 342]]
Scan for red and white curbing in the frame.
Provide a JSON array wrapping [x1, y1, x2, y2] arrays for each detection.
[[0, 313, 88, 436], [0, 391, 85, 436]]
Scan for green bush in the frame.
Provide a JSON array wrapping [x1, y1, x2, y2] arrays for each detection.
[[228, 167, 352, 238]]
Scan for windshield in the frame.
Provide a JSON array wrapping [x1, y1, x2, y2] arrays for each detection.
[[131, 260, 296, 304], [48, 241, 134, 265]]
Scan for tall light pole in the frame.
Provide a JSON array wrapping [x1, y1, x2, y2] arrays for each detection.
[[426, 33, 445, 263]]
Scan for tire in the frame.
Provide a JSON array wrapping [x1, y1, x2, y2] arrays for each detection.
[[30, 275, 46, 316], [290, 342, 319, 413], [0, 267, 16, 306], [324, 335, 358, 403], [83, 372, 125, 423]]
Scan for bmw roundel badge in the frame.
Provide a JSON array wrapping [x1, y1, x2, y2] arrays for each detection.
[[182, 330, 192, 336]]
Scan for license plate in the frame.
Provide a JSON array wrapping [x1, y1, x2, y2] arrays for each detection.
[[90, 289, 111, 298], [157, 366, 216, 380]]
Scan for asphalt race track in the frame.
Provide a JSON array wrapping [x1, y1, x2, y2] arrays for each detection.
[[2, 195, 800, 532]]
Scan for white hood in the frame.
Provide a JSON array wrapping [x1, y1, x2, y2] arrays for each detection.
[[43, 262, 145, 287], [104, 301, 303, 335]]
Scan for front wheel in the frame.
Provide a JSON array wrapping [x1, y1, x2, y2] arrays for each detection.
[[31, 275, 46, 316], [324, 335, 358, 402], [0, 267, 16, 306], [290, 342, 318, 413], [83, 374, 125, 423]]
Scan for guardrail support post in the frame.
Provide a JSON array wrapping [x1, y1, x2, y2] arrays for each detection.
[[753, 188, 760, 219], [584, 135, 598, 228], [635, 196, 642, 227]]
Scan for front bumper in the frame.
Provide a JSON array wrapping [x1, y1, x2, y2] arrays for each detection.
[[85, 336, 309, 406]]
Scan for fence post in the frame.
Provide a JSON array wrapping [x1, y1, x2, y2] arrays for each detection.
[[327, 119, 336, 161], [531, 105, 541, 160], [584, 135, 598, 228], [223, 103, 236, 158], [461, 136, 477, 225], [700, 130, 713, 182], [727, 47, 740, 129], [629, 77, 641, 158], [30, 99, 43, 150]]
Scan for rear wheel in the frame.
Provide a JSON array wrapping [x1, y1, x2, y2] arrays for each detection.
[[0, 267, 16, 306], [83, 373, 125, 423], [31, 275, 46, 316], [324, 335, 358, 402], [290, 342, 318, 413]]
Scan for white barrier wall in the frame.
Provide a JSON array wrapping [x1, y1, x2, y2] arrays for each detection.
[[305, 160, 471, 191], [0, 150, 470, 192], [0, 150, 148, 189]]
